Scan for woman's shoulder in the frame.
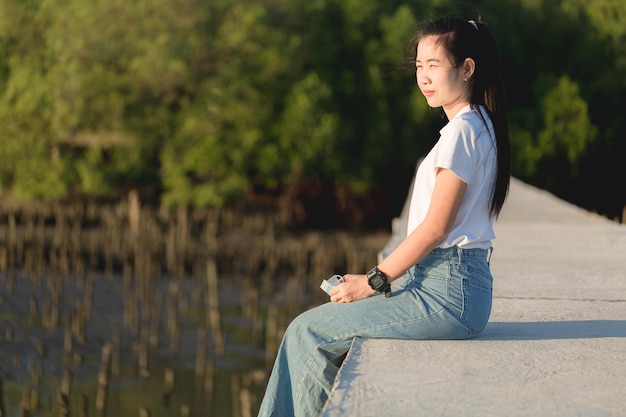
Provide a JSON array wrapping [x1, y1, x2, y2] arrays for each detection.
[[443, 110, 480, 134], [455, 104, 490, 124]]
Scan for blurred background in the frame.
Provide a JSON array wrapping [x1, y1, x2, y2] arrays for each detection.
[[0, 0, 624, 416]]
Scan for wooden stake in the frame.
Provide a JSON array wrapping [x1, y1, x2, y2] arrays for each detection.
[[57, 391, 70, 417], [0, 377, 6, 417], [111, 334, 121, 378], [205, 258, 224, 356], [95, 341, 111, 416], [4, 325, 13, 342], [61, 366, 72, 398], [79, 393, 89, 417], [163, 367, 175, 405], [195, 327, 207, 377]]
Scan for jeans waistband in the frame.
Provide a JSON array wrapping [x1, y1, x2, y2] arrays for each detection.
[[429, 246, 493, 263]]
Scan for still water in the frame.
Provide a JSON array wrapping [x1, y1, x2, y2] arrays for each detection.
[[0, 266, 334, 417], [0, 196, 390, 417]]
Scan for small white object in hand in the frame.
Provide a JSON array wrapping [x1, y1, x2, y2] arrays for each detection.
[[320, 274, 342, 295]]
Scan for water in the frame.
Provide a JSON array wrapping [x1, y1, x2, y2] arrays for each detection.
[[0, 268, 331, 417], [0, 199, 389, 417]]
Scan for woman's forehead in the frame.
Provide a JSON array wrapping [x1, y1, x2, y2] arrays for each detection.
[[416, 36, 447, 61]]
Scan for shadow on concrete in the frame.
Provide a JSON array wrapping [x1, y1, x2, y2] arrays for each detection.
[[478, 320, 626, 341]]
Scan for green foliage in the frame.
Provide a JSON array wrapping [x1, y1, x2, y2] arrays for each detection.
[[0, 0, 624, 222], [512, 74, 598, 179], [478, 0, 625, 218], [271, 72, 340, 182], [537, 75, 596, 167]]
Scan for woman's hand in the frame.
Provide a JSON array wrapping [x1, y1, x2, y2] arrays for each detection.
[[329, 274, 376, 303]]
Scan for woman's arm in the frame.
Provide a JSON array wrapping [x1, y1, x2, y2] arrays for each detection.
[[330, 168, 467, 303], [378, 167, 467, 279]]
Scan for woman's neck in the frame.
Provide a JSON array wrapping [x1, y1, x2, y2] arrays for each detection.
[[444, 101, 471, 120]]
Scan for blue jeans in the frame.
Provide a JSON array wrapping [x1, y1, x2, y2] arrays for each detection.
[[257, 246, 493, 417]]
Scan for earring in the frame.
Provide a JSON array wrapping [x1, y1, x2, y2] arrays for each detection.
[[464, 78, 468, 82]]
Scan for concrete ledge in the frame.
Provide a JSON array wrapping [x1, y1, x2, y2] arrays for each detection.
[[322, 179, 626, 416], [322, 331, 626, 417]]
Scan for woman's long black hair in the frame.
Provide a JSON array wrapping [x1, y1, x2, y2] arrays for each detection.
[[409, 16, 511, 218]]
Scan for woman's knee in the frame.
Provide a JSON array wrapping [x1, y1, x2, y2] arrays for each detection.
[[284, 303, 336, 344]]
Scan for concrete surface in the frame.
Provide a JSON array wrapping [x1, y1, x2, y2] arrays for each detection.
[[321, 178, 626, 417]]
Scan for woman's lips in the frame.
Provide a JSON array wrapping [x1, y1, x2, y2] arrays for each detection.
[[422, 90, 434, 97]]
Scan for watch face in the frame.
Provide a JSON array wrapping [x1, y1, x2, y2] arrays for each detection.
[[371, 275, 383, 287]]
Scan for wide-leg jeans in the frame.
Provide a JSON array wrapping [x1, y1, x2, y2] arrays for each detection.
[[257, 246, 493, 417]]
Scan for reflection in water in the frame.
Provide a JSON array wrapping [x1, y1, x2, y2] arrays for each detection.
[[0, 269, 330, 417], [0, 202, 387, 416]]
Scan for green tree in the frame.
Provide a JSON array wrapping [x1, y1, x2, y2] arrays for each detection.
[[161, 0, 288, 207], [0, 1, 67, 198], [0, 0, 624, 224], [0, 0, 204, 200]]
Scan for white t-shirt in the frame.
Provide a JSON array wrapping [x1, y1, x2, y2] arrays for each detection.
[[406, 104, 497, 249]]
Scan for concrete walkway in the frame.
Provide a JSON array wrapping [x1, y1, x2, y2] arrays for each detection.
[[322, 178, 626, 417]]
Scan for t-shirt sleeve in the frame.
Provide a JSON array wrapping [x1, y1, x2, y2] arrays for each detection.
[[435, 118, 478, 184]]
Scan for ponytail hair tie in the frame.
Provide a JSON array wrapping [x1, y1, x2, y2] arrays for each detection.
[[468, 20, 478, 30]]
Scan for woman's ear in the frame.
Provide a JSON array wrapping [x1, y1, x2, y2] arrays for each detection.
[[463, 58, 476, 79]]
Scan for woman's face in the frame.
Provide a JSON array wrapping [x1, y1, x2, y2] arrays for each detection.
[[415, 35, 469, 118]]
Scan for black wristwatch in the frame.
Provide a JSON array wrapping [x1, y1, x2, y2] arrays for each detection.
[[366, 266, 391, 298]]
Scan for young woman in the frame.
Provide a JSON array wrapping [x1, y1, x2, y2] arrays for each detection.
[[257, 16, 511, 417]]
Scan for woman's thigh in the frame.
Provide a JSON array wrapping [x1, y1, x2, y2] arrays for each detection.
[[292, 274, 469, 345]]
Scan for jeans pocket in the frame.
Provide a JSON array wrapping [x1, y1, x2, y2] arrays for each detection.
[[460, 279, 492, 334], [416, 260, 450, 302]]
